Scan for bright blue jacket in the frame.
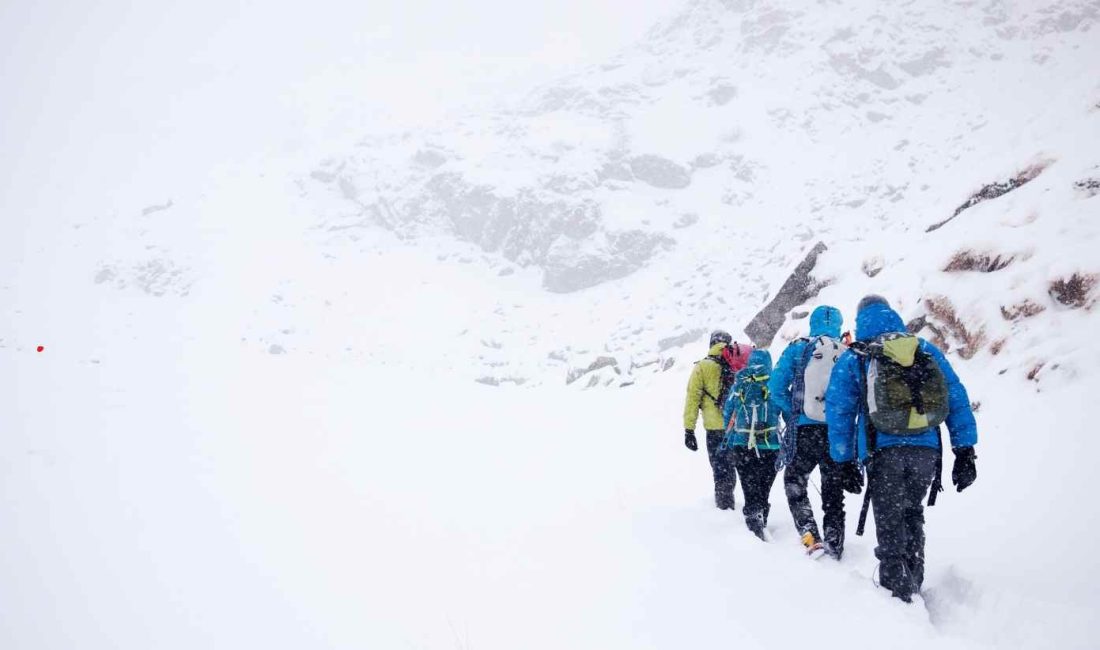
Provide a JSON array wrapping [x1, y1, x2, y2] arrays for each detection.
[[825, 302, 978, 464], [769, 305, 843, 427], [722, 349, 782, 450]]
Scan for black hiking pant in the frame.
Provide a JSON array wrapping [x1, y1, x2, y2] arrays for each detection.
[[732, 447, 779, 534], [705, 430, 738, 509], [869, 446, 939, 601], [783, 424, 846, 553]]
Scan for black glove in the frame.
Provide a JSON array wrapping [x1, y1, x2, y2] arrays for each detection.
[[684, 429, 698, 451], [952, 447, 977, 492], [839, 462, 864, 494]]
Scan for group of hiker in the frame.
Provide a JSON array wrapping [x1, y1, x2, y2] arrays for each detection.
[[682, 295, 978, 603]]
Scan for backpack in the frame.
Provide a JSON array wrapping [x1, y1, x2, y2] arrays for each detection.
[[792, 335, 844, 422], [735, 372, 774, 436], [861, 333, 949, 435]]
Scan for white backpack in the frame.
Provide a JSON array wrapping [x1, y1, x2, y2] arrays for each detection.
[[798, 336, 844, 422]]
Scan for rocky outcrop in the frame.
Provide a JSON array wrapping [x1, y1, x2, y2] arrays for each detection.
[[629, 155, 692, 189], [744, 242, 829, 348], [927, 162, 1049, 232]]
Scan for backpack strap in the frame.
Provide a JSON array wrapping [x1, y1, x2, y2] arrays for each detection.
[[699, 355, 725, 406]]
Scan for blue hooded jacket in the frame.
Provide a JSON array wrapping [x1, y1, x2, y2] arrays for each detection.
[[769, 305, 843, 427], [722, 349, 782, 450], [825, 301, 978, 464]]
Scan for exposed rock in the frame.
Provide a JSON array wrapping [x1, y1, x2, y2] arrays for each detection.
[[927, 162, 1049, 232], [597, 161, 634, 183], [412, 149, 448, 168], [542, 230, 674, 293], [1074, 178, 1100, 198], [1001, 299, 1046, 321], [268, 344, 286, 355], [943, 250, 1015, 272], [744, 242, 829, 348], [141, 200, 174, 216], [658, 328, 706, 352], [673, 213, 700, 229], [629, 155, 692, 189], [862, 255, 885, 277], [1049, 272, 1098, 309], [475, 376, 528, 386], [923, 294, 987, 359], [690, 153, 722, 169], [707, 83, 738, 106], [567, 356, 620, 385], [93, 266, 118, 285]]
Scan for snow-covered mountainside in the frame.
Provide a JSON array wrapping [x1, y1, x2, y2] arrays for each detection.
[[3, 1, 1100, 648], [297, 0, 1100, 385], [6, 1, 1094, 387]]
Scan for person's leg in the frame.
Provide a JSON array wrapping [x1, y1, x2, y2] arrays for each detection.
[[870, 448, 913, 601], [783, 426, 820, 540], [818, 432, 847, 558], [759, 450, 780, 528], [901, 447, 938, 593], [733, 448, 766, 538], [705, 431, 736, 509]]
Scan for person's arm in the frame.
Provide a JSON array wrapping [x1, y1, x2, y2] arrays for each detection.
[[825, 352, 861, 463], [923, 342, 978, 448], [768, 342, 800, 421], [683, 364, 704, 431]]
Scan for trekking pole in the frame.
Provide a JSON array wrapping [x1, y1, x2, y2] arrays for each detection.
[[855, 482, 872, 536]]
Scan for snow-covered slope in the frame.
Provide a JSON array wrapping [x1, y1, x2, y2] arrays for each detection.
[[3, 1, 1100, 648], [291, 0, 1100, 384]]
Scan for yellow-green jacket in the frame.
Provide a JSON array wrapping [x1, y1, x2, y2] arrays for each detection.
[[683, 342, 729, 431]]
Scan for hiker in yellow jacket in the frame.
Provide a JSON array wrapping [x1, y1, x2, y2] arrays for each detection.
[[683, 330, 750, 510]]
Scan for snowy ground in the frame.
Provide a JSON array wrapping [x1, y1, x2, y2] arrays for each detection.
[[3, 320, 1097, 648]]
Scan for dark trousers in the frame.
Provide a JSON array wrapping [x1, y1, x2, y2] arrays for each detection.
[[869, 446, 938, 600], [705, 430, 738, 508], [732, 447, 779, 533], [783, 424, 846, 551]]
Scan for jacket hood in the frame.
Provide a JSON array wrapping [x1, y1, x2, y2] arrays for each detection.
[[855, 302, 907, 341], [745, 349, 773, 374], [708, 342, 728, 356], [809, 305, 843, 338]]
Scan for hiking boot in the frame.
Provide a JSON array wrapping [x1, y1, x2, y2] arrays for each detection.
[[878, 560, 915, 603], [822, 542, 843, 561], [801, 531, 824, 557], [746, 513, 768, 541]]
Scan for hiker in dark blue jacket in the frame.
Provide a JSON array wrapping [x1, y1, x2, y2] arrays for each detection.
[[770, 305, 859, 559], [826, 295, 978, 602]]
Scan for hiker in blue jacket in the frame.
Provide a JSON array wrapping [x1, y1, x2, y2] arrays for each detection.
[[770, 305, 860, 559], [826, 295, 978, 602], [723, 349, 782, 540]]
